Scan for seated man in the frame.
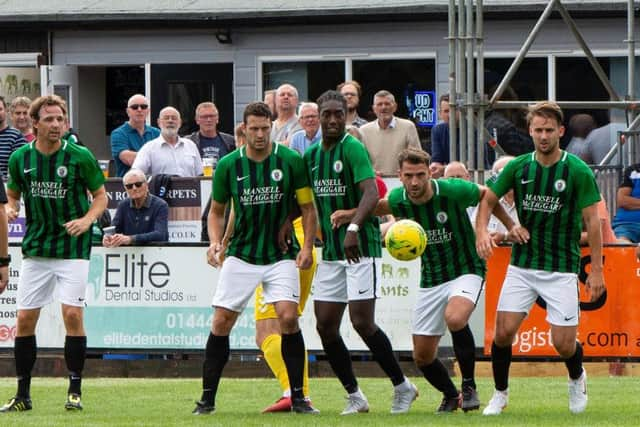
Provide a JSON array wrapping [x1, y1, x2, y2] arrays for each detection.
[[611, 163, 640, 243], [103, 168, 169, 247]]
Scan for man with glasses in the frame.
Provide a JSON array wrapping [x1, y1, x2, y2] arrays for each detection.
[[110, 94, 160, 177], [186, 102, 235, 168], [338, 81, 368, 128], [289, 102, 321, 155], [102, 168, 169, 247]]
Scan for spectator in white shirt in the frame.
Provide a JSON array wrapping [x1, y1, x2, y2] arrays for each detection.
[[133, 106, 203, 177]]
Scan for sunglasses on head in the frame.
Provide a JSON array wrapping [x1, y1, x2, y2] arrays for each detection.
[[124, 181, 145, 189], [128, 104, 149, 110]]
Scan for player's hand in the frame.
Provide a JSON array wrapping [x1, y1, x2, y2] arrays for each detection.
[[586, 269, 605, 302], [475, 230, 495, 260], [207, 242, 224, 268], [343, 231, 361, 264], [64, 217, 92, 236], [506, 224, 529, 244], [489, 231, 505, 245], [277, 219, 293, 253], [5, 204, 18, 222], [296, 247, 313, 270], [0, 266, 8, 294], [330, 210, 354, 229]]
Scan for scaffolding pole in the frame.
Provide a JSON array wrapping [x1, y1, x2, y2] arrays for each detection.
[[447, 0, 638, 176]]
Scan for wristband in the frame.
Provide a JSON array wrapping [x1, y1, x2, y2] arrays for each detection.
[[347, 223, 360, 233], [0, 255, 11, 267]]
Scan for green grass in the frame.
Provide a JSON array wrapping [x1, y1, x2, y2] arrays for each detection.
[[0, 376, 635, 426]]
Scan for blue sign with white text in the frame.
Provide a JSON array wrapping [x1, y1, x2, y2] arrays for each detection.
[[410, 91, 437, 128]]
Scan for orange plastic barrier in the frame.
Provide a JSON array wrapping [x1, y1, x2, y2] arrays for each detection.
[[484, 246, 640, 357]]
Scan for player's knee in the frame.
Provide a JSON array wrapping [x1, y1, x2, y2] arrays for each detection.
[[62, 308, 84, 332], [413, 350, 436, 367], [493, 329, 515, 347], [16, 310, 37, 334], [278, 313, 298, 333], [315, 322, 338, 342], [351, 318, 376, 337], [445, 313, 467, 332], [553, 340, 576, 358]]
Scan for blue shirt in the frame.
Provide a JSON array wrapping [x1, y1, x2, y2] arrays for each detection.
[[430, 121, 450, 164], [430, 121, 494, 169], [289, 128, 321, 155], [112, 193, 169, 244], [110, 123, 160, 177], [613, 163, 640, 224]]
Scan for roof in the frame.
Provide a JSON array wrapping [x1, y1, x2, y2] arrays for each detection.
[[0, 0, 632, 22]]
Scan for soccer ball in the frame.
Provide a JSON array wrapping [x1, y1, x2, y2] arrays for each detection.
[[384, 219, 427, 261]]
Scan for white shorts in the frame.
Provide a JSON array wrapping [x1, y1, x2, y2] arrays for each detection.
[[412, 274, 483, 336], [313, 257, 381, 303], [17, 257, 90, 310], [497, 265, 579, 326], [212, 256, 299, 312]]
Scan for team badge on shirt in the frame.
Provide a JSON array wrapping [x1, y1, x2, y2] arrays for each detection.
[[554, 179, 567, 192], [436, 211, 448, 224], [333, 160, 343, 173], [57, 166, 68, 178], [271, 169, 283, 182]]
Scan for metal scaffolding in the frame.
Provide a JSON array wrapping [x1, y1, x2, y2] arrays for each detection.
[[447, 0, 639, 175]]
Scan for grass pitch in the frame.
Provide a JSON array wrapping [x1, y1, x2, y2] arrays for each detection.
[[0, 376, 635, 426]]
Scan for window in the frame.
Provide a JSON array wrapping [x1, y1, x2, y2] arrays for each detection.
[[484, 57, 548, 101], [352, 59, 436, 122], [557, 57, 612, 127], [262, 61, 344, 102], [167, 81, 214, 135], [105, 66, 145, 134]]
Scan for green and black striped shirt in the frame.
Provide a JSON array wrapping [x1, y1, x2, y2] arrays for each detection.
[[213, 143, 309, 265], [7, 141, 105, 260], [489, 151, 600, 274], [388, 178, 486, 288], [304, 133, 381, 261]]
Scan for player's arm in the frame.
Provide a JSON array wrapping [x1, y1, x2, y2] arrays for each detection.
[[331, 199, 391, 229], [221, 201, 235, 249], [478, 184, 526, 244], [207, 200, 227, 268], [475, 187, 499, 259], [296, 186, 317, 270], [5, 188, 21, 222], [583, 202, 605, 302], [343, 178, 379, 263], [65, 186, 107, 237]]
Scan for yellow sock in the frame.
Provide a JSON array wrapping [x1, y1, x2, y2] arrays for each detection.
[[303, 349, 309, 398], [261, 334, 289, 394], [261, 334, 311, 398]]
